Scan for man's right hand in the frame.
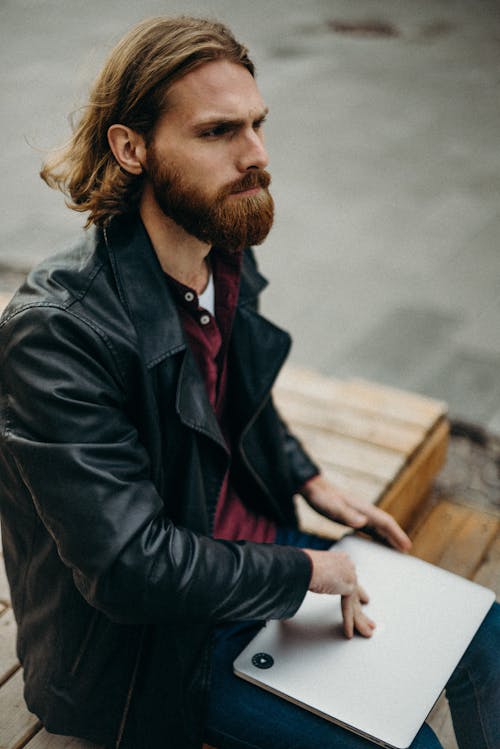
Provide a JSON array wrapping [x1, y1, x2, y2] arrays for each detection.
[[302, 548, 375, 639]]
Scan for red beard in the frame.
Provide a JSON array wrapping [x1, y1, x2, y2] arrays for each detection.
[[145, 149, 274, 252]]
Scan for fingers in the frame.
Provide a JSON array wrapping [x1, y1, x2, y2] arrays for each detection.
[[302, 476, 368, 528], [354, 503, 412, 552], [302, 476, 411, 551], [303, 547, 375, 639], [341, 588, 376, 639], [316, 484, 368, 528], [376, 515, 412, 552], [357, 585, 370, 605]]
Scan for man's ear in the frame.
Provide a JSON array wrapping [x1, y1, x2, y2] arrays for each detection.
[[107, 124, 147, 175]]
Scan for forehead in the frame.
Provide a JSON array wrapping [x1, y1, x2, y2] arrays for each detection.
[[163, 59, 266, 124]]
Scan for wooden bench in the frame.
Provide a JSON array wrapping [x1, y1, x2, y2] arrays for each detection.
[[274, 366, 450, 537], [1, 366, 498, 749]]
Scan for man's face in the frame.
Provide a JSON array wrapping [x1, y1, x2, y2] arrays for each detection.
[[143, 59, 274, 252]]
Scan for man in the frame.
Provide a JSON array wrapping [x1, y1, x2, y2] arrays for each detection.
[[0, 16, 497, 749]]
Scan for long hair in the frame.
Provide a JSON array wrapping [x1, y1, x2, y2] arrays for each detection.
[[40, 16, 255, 227]]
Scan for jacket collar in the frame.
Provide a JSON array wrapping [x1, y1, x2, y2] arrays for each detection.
[[103, 214, 186, 368], [102, 214, 274, 450], [102, 214, 269, 368], [238, 247, 268, 307]]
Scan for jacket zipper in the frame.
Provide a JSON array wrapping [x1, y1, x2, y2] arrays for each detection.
[[69, 609, 99, 677], [115, 629, 146, 748]]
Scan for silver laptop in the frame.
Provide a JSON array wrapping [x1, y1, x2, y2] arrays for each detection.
[[234, 535, 495, 749]]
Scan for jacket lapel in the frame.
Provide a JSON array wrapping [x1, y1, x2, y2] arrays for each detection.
[[175, 350, 228, 451], [103, 216, 226, 450], [230, 306, 291, 425], [231, 250, 292, 425]]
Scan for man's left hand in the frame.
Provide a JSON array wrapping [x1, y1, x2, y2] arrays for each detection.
[[300, 474, 412, 552]]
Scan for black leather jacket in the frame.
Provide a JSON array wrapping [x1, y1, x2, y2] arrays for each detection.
[[0, 215, 317, 748]]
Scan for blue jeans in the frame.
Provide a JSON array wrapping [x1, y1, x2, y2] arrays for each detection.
[[204, 529, 500, 749]]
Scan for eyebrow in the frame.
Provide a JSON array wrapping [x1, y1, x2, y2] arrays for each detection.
[[193, 106, 269, 132]]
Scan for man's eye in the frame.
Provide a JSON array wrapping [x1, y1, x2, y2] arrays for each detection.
[[254, 117, 267, 130], [201, 125, 230, 138]]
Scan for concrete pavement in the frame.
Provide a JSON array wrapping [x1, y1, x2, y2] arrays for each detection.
[[1, 0, 499, 431]]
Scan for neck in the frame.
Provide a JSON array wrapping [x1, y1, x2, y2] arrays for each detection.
[[139, 186, 211, 294]]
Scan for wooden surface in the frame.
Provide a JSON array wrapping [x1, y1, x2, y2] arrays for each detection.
[[275, 365, 449, 539], [0, 366, 497, 749]]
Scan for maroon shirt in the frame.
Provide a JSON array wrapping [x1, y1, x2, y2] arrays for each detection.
[[164, 250, 276, 543]]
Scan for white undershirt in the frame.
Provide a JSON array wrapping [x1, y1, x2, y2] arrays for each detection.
[[198, 272, 215, 315]]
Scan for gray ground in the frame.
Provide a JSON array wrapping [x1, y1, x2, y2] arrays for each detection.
[[1, 0, 499, 432]]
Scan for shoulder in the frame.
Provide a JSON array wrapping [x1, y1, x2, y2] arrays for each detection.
[[0, 230, 136, 386], [2, 226, 132, 341], [1, 228, 105, 316]]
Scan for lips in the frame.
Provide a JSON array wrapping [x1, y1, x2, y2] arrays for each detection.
[[231, 185, 261, 195], [225, 170, 271, 197]]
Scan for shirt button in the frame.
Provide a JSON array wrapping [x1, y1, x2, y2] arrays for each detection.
[[200, 314, 211, 326], [184, 291, 195, 303]]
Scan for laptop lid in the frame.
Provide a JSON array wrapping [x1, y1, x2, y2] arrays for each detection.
[[234, 535, 495, 749]]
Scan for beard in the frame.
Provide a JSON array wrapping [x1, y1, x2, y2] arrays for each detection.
[[144, 147, 274, 252]]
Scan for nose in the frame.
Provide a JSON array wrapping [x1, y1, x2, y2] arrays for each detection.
[[236, 128, 269, 172]]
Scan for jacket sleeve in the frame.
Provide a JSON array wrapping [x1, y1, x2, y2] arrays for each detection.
[[0, 305, 311, 626]]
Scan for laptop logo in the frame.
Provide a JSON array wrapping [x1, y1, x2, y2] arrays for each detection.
[[252, 652, 274, 669]]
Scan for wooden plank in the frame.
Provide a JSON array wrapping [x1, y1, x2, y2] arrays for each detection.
[[410, 500, 499, 578], [0, 554, 11, 606], [445, 512, 499, 579], [276, 367, 447, 428], [0, 609, 19, 687], [378, 419, 449, 528], [0, 669, 40, 749], [291, 423, 406, 483], [320, 466, 384, 505], [346, 378, 447, 425], [24, 729, 101, 749], [1, 530, 11, 607], [473, 532, 500, 598], [276, 367, 344, 402], [274, 387, 427, 456]]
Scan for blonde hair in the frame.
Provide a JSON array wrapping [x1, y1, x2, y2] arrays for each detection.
[[40, 16, 254, 227]]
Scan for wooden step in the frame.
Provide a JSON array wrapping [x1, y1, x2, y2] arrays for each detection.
[[0, 668, 41, 749], [410, 500, 499, 577], [24, 731, 102, 748]]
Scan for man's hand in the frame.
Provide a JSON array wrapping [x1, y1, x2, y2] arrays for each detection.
[[301, 474, 412, 552], [341, 586, 375, 639], [302, 548, 376, 638]]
